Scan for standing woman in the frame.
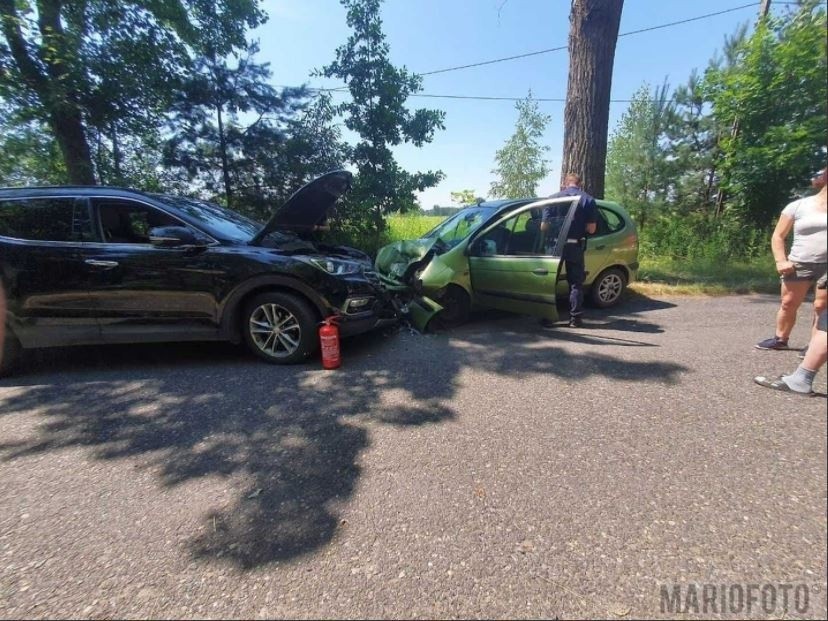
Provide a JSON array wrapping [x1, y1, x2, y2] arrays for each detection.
[[756, 168, 828, 351]]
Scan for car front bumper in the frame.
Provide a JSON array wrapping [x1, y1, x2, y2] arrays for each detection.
[[331, 277, 401, 337], [336, 295, 400, 337], [369, 271, 445, 333]]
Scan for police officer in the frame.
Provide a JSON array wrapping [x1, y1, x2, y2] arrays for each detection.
[[540, 172, 598, 328]]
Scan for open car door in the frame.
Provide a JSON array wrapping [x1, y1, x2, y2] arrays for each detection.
[[467, 196, 579, 321]]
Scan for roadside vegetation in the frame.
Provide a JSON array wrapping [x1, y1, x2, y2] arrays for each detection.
[[1, 0, 824, 298]]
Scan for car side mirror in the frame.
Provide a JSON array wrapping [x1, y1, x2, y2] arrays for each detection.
[[148, 226, 208, 248]]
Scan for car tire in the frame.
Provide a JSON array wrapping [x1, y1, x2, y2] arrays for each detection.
[[589, 267, 627, 308], [241, 291, 319, 364], [433, 285, 471, 330], [0, 330, 22, 378]]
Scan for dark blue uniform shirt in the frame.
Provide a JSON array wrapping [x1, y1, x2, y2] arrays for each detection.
[[544, 186, 598, 240]]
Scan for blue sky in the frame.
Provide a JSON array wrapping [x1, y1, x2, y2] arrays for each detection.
[[253, 0, 796, 208]]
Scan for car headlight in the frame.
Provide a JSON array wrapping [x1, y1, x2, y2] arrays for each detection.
[[305, 257, 362, 275]]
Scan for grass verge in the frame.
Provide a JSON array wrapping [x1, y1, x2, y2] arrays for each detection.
[[633, 257, 779, 296]]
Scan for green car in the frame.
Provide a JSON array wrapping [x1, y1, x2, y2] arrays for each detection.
[[374, 196, 639, 331]]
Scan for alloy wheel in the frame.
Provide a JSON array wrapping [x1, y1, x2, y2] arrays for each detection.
[[597, 272, 624, 304], [248, 303, 302, 359]]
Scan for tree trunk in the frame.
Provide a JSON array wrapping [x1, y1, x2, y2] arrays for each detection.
[[47, 104, 96, 185], [111, 123, 123, 184], [560, 0, 624, 199], [216, 105, 233, 207]]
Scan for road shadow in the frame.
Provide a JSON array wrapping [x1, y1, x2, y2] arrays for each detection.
[[0, 310, 687, 570], [1, 332, 454, 569], [455, 290, 672, 340]]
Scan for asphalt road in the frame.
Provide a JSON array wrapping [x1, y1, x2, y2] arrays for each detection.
[[0, 294, 826, 619]]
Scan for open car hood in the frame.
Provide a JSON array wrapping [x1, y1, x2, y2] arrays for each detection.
[[250, 170, 352, 245]]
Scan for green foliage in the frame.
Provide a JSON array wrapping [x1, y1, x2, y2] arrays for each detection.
[[666, 71, 721, 215], [605, 82, 674, 229], [0, 105, 66, 185], [318, 0, 445, 243], [233, 92, 350, 221], [162, 42, 310, 214], [277, 94, 352, 195], [608, 3, 825, 261], [638, 213, 769, 262], [703, 1, 827, 225], [450, 189, 480, 205], [0, 0, 265, 183], [490, 93, 551, 198], [91, 127, 185, 191]]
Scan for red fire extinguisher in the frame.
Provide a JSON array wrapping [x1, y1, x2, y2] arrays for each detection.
[[319, 316, 341, 370]]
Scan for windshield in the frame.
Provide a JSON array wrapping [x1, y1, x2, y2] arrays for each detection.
[[152, 194, 262, 242], [423, 207, 494, 248]]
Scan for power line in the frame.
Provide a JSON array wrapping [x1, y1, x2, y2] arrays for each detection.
[[298, 86, 647, 104], [277, 1, 828, 105], [420, 2, 759, 76]]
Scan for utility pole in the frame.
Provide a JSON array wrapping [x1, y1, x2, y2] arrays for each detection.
[[714, 0, 771, 216]]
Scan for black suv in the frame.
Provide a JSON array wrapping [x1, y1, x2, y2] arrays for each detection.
[[0, 171, 396, 376]]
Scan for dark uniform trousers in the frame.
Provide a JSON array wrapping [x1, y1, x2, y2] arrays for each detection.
[[562, 241, 586, 318]]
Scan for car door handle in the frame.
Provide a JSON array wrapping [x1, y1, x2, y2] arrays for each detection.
[[594, 245, 606, 250], [532, 268, 549, 276], [84, 259, 119, 269]]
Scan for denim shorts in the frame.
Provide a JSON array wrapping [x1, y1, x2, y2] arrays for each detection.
[[781, 261, 828, 283]]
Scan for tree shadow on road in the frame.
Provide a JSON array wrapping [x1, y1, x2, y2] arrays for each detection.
[[0, 307, 686, 570]]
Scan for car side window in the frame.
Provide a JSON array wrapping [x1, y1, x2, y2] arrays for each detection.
[[475, 209, 547, 257], [593, 207, 624, 237], [93, 199, 180, 244], [539, 203, 571, 255], [503, 211, 544, 255], [0, 198, 92, 242]]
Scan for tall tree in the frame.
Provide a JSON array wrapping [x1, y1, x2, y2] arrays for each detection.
[[560, 0, 624, 198], [318, 0, 445, 243], [703, 0, 827, 225], [266, 93, 351, 201], [490, 93, 551, 198], [163, 42, 306, 209], [605, 82, 674, 229], [656, 26, 747, 215], [235, 92, 351, 220], [0, 0, 265, 185]]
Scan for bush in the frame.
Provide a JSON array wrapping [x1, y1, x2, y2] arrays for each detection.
[[639, 213, 769, 262]]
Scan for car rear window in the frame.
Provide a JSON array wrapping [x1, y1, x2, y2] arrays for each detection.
[[595, 207, 625, 235], [0, 198, 92, 242]]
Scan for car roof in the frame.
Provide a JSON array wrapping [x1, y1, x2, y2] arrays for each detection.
[[0, 185, 158, 200], [480, 196, 628, 214]]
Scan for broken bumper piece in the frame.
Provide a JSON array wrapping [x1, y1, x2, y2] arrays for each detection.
[[398, 295, 443, 333]]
